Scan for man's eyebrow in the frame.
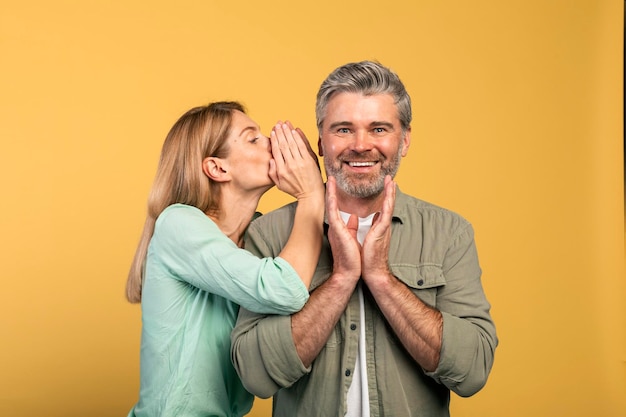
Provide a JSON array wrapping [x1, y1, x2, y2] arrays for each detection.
[[370, 121, 394, 128], [327, 121, 395, 129], [327, 121, 353, 130]]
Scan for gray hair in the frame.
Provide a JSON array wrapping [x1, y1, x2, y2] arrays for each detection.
[[315, 61, 412, 134]]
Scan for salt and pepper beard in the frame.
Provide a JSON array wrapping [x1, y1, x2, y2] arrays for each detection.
[[322, 143, 404, 199]]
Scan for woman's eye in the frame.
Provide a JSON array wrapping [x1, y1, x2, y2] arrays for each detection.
[[250, 137, 259, 143]]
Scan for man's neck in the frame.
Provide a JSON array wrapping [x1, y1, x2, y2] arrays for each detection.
[[336, 191, 384, 217]]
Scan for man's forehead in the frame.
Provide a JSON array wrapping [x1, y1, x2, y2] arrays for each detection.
[[325, 92, 399, 123], [327, 91, 394, 104]]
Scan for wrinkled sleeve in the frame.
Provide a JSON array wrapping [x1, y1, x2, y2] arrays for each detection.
[[230, 308, 309, 398], [424, 223, 498, 397], [152, 205, 308, 314], [230, 216, 310, 398]]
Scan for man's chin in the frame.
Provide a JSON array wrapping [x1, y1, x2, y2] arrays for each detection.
[[338, 178, 385, 199]]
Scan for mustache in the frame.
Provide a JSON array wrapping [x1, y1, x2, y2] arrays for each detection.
[[338, 150, 383, 161]]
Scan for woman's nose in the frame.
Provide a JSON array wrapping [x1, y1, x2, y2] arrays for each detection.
[[263, 134, 272, 151]]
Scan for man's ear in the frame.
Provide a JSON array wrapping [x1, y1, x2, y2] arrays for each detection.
[[202, 157, 231, 182], [401, 127, 411, 157]]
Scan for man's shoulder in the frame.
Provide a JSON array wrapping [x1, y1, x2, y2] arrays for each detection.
[[250, 201, 299, 228], [395, 189, 471, 229]]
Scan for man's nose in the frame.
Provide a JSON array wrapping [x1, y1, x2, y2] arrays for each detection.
[[352, 130, 373, 152]]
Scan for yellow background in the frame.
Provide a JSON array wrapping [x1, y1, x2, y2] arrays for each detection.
[[1, 1, 623, 416]]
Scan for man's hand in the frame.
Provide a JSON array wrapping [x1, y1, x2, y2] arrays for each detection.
[[326, 176, 362, 281], [361, 175, 395, 284], [360, 175, 443, 371]]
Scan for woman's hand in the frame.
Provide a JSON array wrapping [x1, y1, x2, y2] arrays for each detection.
[[271, 123, 325, 290], [269, 121, 323, 201]]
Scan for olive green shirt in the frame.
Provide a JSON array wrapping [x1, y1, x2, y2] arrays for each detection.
[[231, 188, 498, 417]]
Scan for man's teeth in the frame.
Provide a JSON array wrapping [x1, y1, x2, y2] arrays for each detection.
[[348, 161, 375, 167]]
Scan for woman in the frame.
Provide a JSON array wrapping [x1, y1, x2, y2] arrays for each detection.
[[126, 101, 324, 417]]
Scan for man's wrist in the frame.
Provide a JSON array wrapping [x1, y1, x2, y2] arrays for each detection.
[[362, 268, 394, 290]]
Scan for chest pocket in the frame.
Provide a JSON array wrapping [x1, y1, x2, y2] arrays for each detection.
[[390, 263, 446, 308]]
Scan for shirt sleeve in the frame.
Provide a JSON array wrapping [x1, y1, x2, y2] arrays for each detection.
[[149, 204, 309, 315], [424, 223, 498, 397], [230, 210, 310, 398], [230, 308, 309, 398]]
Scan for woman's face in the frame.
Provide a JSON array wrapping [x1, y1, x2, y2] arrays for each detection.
[[223, 110, 273, 192]]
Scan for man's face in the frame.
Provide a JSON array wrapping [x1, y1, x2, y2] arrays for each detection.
[[319, 92, 410, 198]]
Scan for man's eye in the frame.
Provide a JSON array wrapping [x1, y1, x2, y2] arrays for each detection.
[[373, 127, 386, 133], [337, 128, 350, 134]]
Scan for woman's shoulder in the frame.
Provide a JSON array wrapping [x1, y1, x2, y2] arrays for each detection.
[[156, 204, 215, 232], [161, 203, 202, 214]]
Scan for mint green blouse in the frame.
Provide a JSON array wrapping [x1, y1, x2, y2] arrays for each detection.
[[128, 204, 309, 417]]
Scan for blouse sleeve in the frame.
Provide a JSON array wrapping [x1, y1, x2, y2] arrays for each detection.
[[148, 204, 309, 314]]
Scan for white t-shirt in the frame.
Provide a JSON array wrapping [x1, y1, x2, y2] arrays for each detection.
[[340, 211, 376, 417]]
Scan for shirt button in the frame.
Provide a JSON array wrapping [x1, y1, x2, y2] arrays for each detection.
[[345, 369, 351, 377], [350, 324, 357, 330], [417, 279, 424, 286]]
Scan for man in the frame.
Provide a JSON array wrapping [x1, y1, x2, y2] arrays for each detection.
[[231, 61, 498, 416]]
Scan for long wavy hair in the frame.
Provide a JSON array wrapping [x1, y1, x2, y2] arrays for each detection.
[[125, 101, 246, 303]]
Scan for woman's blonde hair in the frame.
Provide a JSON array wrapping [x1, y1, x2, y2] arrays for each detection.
[[125, 101, 246, 303]]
